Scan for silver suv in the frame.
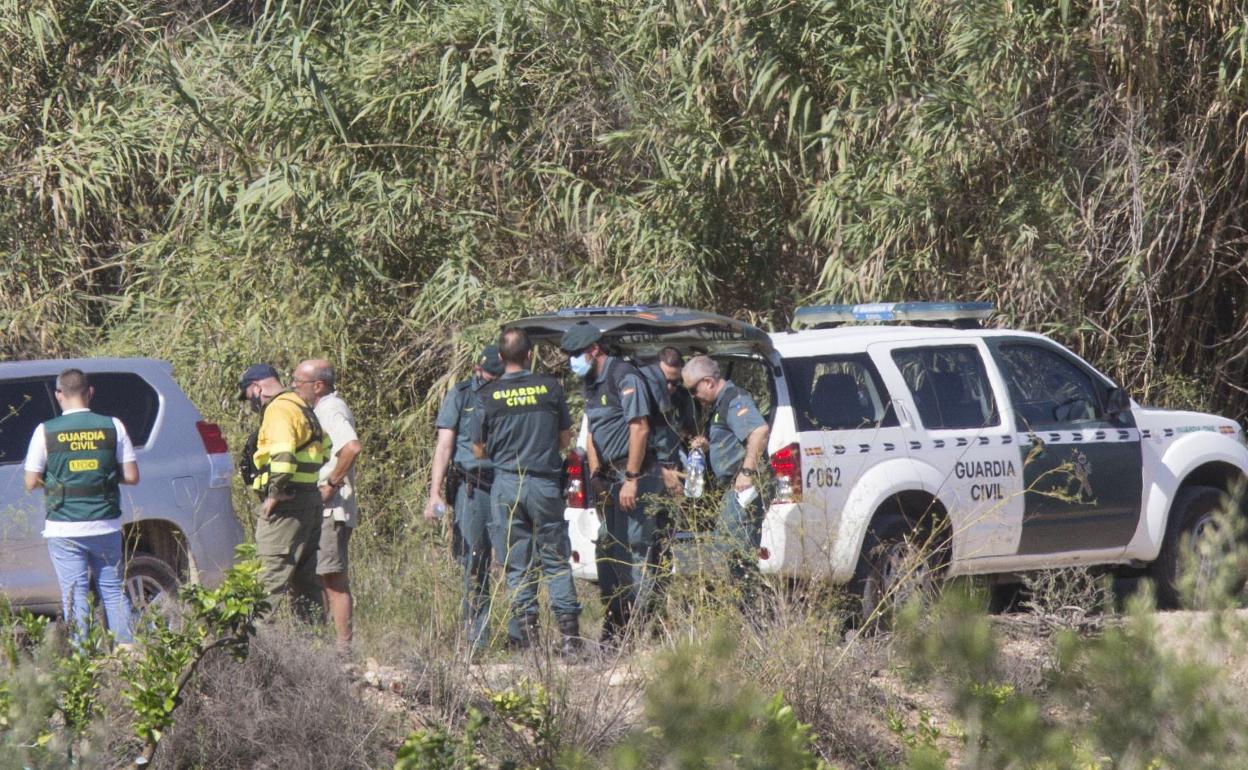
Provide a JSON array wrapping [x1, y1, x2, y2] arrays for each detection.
[[0, 358, 243, 616]]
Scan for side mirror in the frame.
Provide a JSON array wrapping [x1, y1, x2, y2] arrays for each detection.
[[1106, 387, 1131, 416]]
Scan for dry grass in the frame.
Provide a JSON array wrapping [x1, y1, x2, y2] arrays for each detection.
[[153, 625, 397, 769]]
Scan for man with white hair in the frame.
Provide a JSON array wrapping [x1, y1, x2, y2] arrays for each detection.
[[292, 358, 362, 655], [683, 355, 770, 603]]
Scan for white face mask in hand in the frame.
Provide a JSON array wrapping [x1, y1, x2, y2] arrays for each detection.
[[569, 353, 593, 378], [736, 485, 758, 507]]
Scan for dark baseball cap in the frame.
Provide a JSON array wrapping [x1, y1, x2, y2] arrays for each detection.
[[478, 345, 505, 377], [236, 363, 279, 400], [559, 322, 603, 354]]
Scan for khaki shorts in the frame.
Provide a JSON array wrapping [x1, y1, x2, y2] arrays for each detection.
[[316, 518, 353, 576]]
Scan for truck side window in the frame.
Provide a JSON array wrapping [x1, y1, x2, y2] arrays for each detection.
[[891, 346, 999, 430], [782, 354, 897, 431], [81, 373, 161, 447], [0, 379, 57, 465], [993, 344, 1103, 430]]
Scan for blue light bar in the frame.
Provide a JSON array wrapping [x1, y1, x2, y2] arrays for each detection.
[[793, 302, 995, 328], [556, 305, 654, 317]]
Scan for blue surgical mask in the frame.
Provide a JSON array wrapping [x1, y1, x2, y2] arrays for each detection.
[[569, 353, 593, 378]]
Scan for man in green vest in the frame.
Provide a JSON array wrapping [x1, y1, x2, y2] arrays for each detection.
[[24, 368, 140, 646]]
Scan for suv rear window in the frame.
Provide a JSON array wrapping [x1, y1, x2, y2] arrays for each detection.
[[891, 346, 999, 430], [85, 373, 160, 447], [0, 379, 57, 465], [783, 354, 898, 431]]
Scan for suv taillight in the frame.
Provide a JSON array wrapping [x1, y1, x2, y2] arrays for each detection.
[[196, 421, 229, 454], [770, 442, 801, 503], [564, 448, 588, 508]]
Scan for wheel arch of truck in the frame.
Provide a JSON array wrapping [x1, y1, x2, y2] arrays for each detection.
[[829, 458, 954, 583]]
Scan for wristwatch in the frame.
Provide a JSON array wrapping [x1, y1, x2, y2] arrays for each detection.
[[624, 470, 643, 480]]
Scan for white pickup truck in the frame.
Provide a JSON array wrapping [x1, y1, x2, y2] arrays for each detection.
[[508, 304, 1248, 611]]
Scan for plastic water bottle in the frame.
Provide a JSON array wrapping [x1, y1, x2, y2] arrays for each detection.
[[433, 503, 447, 517], [684, 449, 705, 498]]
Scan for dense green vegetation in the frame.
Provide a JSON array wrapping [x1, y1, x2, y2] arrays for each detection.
[[6, 1, 1248, 766], [5, 0, 1248, 483]]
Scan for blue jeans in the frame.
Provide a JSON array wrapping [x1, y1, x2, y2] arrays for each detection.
[[47, 533, 133, 644]]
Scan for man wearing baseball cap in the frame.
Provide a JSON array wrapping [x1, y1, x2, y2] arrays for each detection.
[[425, 345, 504, 653], [237, 363, 331, 621], [560, 322, 665, 648]]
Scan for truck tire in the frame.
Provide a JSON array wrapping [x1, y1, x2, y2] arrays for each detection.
[[848, 514, 949, 627], [124, 553, 182, 622], [1151, 485, 1236, 609]]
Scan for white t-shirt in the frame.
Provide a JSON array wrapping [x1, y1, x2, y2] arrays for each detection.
[[315, 392, 360, 527], [25, 408, 137, 538]]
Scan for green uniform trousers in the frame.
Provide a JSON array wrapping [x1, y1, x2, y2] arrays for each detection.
[[255, 486, 324, 622], [454, 479, 493, 649], [488, 471, 580, 641], [716, 483, 765, 604], [597, 469, 668, 636]]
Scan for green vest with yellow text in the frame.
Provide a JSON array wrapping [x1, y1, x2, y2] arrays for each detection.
[[43, 411, 122, 523]]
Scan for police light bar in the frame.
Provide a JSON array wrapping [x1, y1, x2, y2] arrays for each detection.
[[556, 305, 656, 317], [793, 302, 995, 328]]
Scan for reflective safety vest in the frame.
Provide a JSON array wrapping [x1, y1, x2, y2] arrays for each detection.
[[251, 391, 331, 494], [42, 410, 122, 523]]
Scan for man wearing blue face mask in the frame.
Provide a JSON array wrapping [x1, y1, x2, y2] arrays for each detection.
[[559, 322, 665, 649]]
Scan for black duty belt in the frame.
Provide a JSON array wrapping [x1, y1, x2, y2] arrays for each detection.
[[600, 451, 658, 482], [494, 468, 562, 481]]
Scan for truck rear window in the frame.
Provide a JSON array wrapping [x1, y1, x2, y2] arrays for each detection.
[[782, 354, 898, 432], [85, 373, 160, 447], [0, 379, 57, 464]]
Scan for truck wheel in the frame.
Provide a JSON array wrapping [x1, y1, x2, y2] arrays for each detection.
[[1151, 485, 1237, 609], [848, 515, 949, 627], [124, 554, 182, 624]]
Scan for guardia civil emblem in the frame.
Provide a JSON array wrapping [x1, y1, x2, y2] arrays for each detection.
[[1072, 449, 1093, 501]]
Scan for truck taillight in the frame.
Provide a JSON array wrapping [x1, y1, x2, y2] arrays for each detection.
[[770, 442, 801, 503], [564, 448, 587, 508], [196, 421, 229, 454]]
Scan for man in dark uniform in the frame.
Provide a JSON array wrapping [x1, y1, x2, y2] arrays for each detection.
[[560, 321, 665, 646], [638, 346, 696, 495], [684, 355, 770, 603], [425, 345, 504, 652], [471, 329, 582, 654]]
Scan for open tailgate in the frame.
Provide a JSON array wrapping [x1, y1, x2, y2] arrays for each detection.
[[505, 305, 772, 356]]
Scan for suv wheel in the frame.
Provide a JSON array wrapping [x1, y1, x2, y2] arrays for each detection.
[[1151, 485, 1239, 608], [125, 554, 182, 622], [849, 515, 949, 627]]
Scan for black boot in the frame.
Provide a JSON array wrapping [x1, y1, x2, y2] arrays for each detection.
[[507, 614, 540, 650], [557, 614, 583, 660]]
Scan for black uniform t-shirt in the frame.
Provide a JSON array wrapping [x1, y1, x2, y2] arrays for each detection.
[[470, 370, 572, 476], [639, 362, 696, 466], [583, 357, 650, 466]]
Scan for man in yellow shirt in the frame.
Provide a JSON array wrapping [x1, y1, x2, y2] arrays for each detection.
[[238, 364, 331, 620]]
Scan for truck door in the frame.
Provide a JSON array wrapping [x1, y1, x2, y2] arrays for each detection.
[[874, 343, 1024, 563], [0, 377, 61, 610], [985, 339, 1142, 555]]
